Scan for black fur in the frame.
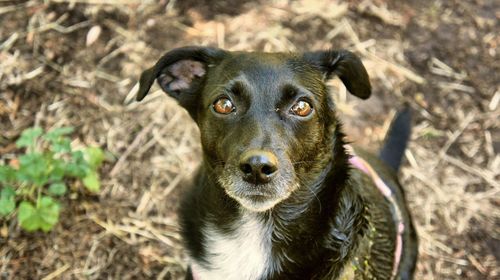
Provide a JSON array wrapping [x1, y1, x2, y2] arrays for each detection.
[[137, 46, 417, 279], [302, 50, 371, 100]]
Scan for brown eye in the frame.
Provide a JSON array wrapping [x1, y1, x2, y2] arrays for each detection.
[[290, 100, 313, 117], [213, 98, 235, 114]]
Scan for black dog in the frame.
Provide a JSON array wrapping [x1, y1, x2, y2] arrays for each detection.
[[137, 46, 418, 279]]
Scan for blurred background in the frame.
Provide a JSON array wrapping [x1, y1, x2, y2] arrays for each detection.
[[0, 0, 498, 279]]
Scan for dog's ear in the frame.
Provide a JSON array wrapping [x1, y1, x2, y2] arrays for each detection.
[[302, 50, 371, 99], [137, 46, 227, 110]]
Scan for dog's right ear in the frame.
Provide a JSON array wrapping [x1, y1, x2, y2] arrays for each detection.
[[137, 46, 227, 112]]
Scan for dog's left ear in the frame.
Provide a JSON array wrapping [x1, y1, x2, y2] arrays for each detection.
[[303, 50, 371, 99]]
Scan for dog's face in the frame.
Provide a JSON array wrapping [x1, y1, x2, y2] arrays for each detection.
[[138, 47, 370, 211]]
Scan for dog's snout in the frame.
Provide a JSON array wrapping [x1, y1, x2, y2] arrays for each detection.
[[239, 150, 278, 184]]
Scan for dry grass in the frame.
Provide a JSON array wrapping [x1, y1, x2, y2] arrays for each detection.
[[0, 0, 498, 279]]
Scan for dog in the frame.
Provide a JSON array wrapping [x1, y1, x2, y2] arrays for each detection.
[[137, 46, 418, 279]]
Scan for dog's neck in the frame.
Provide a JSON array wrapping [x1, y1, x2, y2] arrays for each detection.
[[181, 130, 365, 279]]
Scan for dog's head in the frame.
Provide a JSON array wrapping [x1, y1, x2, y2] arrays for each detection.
[[138, 46, 370, 212]]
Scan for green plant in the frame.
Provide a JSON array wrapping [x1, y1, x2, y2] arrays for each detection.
[[0, 127, 104, 232]]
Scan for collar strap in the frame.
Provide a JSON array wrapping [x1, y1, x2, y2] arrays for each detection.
[[347, 146, 404, 280]]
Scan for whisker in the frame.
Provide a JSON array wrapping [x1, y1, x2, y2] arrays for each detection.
[[291, 160, 323, 166], [296, 176, 322, 212]]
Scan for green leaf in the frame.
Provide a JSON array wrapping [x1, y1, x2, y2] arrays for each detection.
[[38, 196, 60, 231], [65, 163, 87, 178], [18, 201, 37, 230], [48, 182, 67, 196], [83, 170, 100, 192], [0, 165, 16, 184], [0, 186, 16, 216], [84, 147, 104, 169], [15, 127, 43, 148], [50, 138, 72, 154], [44, 127, 74, 154], [16, 153, 49, 186], [65, 151, 88, 178], [43, 127, 74, 143], [71, 150, 85, 162], [49, 159, 66, 181], [18, 197, 60, 232]]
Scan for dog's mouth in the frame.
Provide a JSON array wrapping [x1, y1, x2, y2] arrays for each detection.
[[217, 166, 297, 212], [236, 186, 280, 207], [230, 187, 293, 212]]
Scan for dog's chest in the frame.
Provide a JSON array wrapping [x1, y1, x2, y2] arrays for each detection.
[[191, 213, 275, 280]]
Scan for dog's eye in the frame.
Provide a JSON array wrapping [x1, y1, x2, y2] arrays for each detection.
[[290, 100, 313, 117], [213, 98, 235, 114]]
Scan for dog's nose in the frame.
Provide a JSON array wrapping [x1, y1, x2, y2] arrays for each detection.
[[239, 150, 278, 184]]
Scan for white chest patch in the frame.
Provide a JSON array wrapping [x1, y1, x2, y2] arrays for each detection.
[[191, 213, 275, 280]]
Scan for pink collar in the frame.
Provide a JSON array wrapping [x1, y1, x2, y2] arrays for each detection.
[[348, 147, 404, 280]]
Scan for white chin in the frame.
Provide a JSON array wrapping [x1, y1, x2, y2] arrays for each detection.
[[230, 195, 285, 212]]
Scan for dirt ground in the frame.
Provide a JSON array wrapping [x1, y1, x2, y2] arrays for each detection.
[[0, 0, 498, 279]]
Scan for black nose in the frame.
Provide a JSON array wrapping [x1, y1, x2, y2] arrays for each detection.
[[239, 150, 278, 184]]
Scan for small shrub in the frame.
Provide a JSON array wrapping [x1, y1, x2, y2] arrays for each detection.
[[0, 127, 105, 232]]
